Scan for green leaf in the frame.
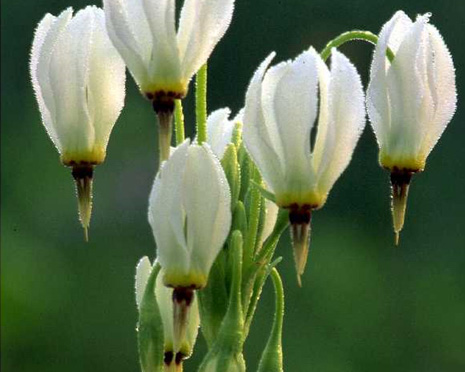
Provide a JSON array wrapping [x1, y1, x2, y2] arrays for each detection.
[[138, 263, 164, 372], [221, 144, 241, 210]]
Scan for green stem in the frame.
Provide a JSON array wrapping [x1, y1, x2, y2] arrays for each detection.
[[255, 208, 289, 264], [157, 112, 173, 163], [320, 30, 395, 62], [174, 99, 185, 145], [257, 268, 284, 372], [195, 64, 208, 145]]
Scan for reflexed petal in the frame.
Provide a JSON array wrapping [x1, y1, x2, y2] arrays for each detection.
[[135, 256, 152, 309], [260, 199, 279, 244], [178, 0, 235, 80], [155, 271, 174, 347], [149, 141, 191, 277], [31, 9, 73, 153], [87, 9, 126, 149], [367, 11, 413, 148], [207, 107, 235, 159], [243, 53, 285, 194], [314, 49, 365, 194], [48, 7, 94, 154], [262, 48, 319, 191], [386, 15, 432, 158], [142, 0, 182, 85], [420, 24, 457, 157], [103, 0, 150, 88], [182, 144, 231, 277]]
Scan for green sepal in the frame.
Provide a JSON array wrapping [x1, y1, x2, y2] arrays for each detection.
[[221, 144, 241, 210], [231, 201, 247, 239], [198, 231, 246, 372], [257, 268, 284, 372], [238, 149, 251, 202], [198, 249, 229, 348], [254, 196, 267, 253], [231, 122, 243, 149], [138, 263, 164, 372]]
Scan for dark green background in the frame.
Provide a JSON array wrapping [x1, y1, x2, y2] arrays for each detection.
[[2, 0, 465, 371]]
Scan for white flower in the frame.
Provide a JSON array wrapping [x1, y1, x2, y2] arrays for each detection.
[[366, 11, 456, 244], [207, 108, 243, 159], [103, 0, 235, 101], [30, 6, 126, 166], [243, 48, 365, 210], [30, 6, 126, 239], [243, 48, 365, 283], [367, 11, 456, 172], [136, 257, 200, 360], [148, 140, 232, 289]]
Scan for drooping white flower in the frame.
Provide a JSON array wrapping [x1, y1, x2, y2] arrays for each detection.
[[136, 257, 200, 363], [30, 6, 126, 239], [207, 108, 243, 159], [148, 140, 232, 289], [243, 48, 365, 283], [366, 11, 456, 244], [103, 0, 235, 105]]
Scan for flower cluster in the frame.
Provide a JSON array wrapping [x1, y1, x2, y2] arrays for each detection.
[[30, 2, 456, 371]]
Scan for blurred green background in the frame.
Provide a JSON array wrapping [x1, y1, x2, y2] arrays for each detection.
[[2, 0, 465, 371]]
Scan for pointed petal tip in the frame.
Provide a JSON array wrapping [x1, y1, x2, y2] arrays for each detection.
[[394, 231, 400, 246], [72, 165, 94, 241], [390, 171, 412, 244], [83, 226, 89, 242], [290, 221, 311, 285]]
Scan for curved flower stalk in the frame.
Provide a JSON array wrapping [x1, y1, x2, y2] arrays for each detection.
[[148, 140, 231, 353], [243, 48, 365, 284], [207, 108, 243, 159], [136, 257, 200, 371], [30, 6, 126, 240], [366, 11, 457, 244]]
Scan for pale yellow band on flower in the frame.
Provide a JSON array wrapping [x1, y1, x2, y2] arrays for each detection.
[[163, 270, 207, 290], [60, 146, 106, 166], [379, 151, 426, 172], [276, 190, 326, 210], [141, 81, 188, 99]]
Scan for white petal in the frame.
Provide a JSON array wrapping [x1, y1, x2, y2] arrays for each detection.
[[182, 144, 231, 277], [366, 11, 413, 149], [386, 15, 432, 158], [155, 271, 174, 345], [177, 0, 235, 81], [314, 49, 365, 194], [149, 141, 191, 276], [206, 107, 234, 158], [243, 53, 285, 194], [260, 199, 279, 244], [31, 9, 73, 153], [48, 7, 95, 154], [420, 24, 457, 157], [261, 48, 319, 192], [86, 9, 126, 149], [103, 0, 150, 88], [311, 51, 331, 172], [142, 0, 182, 86], [135, 256, 152, 309]]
